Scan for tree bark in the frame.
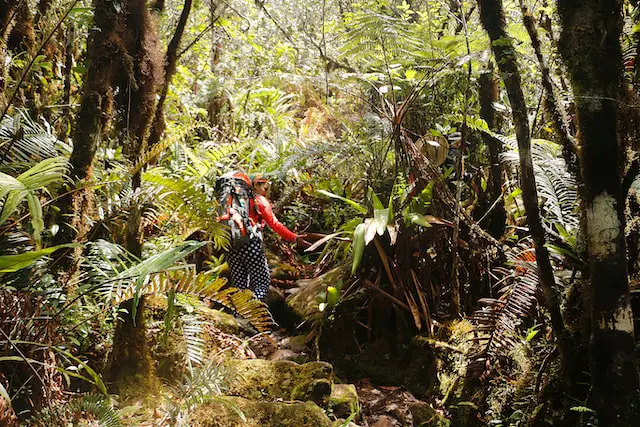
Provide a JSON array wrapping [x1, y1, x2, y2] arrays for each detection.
[[147, 0, 193, 150], [54, 0, 120, 252], [477, 0, 572, 376], [557, 1, 640, 424], [478, 66, 506, 238], [107, 0, 163, 394]]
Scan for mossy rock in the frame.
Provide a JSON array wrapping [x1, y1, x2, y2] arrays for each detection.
[[198, 307, 242, 335], [328, 384, 360, 419], [409, 402, 450, 426], [287, 266, 348, 320], [223, 359, 333, 405], [189, 396, 332, 427]]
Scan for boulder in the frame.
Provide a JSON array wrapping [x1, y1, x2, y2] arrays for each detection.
[[223, 359, 333, 405], [329, 384, 360, 419], [287, 267, 348, 320]]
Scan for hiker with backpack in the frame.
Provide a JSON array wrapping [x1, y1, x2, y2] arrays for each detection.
[[215, 171, 310, 301]]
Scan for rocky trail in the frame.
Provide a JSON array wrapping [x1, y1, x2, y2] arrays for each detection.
[[124, 255, 444, 427]]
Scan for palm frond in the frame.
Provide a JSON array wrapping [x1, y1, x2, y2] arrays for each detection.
[[111, 270, 274, 332], [0, 110, 63, 167]]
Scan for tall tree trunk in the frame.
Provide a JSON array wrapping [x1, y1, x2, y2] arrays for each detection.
[[107, 0, 163, 394], [147, 0, 193, 150], [54, 0, 120, 257], [477, 0, 572, 376], [478, 66, 506, 238], [557, 1, 640, 424]]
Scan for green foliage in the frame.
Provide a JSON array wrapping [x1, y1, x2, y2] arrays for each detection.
[[28, 394, 121, 427], [0, 157, 68, 247], [502, 138, 579, 242], [0, 243, 79, 272], [0, 110, 64, 167]]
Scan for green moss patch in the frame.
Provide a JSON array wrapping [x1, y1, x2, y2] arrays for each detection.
[[189, 396, 332, 427]]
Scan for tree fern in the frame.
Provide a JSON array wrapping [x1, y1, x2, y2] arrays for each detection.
[[341, 4, 423, 64]]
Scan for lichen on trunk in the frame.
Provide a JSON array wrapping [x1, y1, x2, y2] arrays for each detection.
[[557, 0, 640, 424]]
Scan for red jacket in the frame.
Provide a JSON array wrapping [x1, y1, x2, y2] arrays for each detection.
[[250, 195, 297, 242]]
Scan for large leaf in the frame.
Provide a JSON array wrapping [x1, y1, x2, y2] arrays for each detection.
[[371, 190, 384, 210], [304, 231, 348, 252], [0, 243, 80, 272], [364, 217, 377, 245], [374, 208, 389, 236], [317, 190, 367, 214], [0, 157, 68, 246], [351, 223, 366, 275]]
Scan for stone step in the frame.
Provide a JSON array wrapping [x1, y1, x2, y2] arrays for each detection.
[[223, 359, 333, 405], [189, 396, 332, 427]]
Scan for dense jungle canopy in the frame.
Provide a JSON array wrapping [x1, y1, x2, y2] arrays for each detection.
[[1, 0, 640, 425]]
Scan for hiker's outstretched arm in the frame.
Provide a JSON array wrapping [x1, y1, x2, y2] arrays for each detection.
[[255, 196, 297, 241]]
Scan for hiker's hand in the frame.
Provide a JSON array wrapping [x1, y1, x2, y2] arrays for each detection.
[[295, 234, 312, 249]]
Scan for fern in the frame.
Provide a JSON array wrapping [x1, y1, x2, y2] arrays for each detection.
[[341, 5, 423, 63], [502, 138, 579, 233], [165, 360, 230, 425], [27, 393, 121, 427], [112, 270, 274, 332], [182, 315, 205, 367]]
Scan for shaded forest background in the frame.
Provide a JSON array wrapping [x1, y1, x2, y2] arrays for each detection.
[[0, 0, 639, 425]]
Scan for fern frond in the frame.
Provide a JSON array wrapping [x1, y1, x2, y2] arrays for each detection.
[[111, 270, 274, 332], [165, 360, 227, 422], [130, 124, 201, 177], [341, 8, 422, 62], [501, 139, 579, 233], [70, 394, 122, 427], [182, 315, 205, 367]]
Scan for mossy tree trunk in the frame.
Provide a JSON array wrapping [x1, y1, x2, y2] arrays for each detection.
[[0, 0, 18, 99], [107, 0, 163, 394], [477, 0, 572, 376], [54, 0, 120, 264], [557, 1, 640, 424]]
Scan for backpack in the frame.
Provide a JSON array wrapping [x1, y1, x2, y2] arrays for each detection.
[[214, 171, 259, 249]]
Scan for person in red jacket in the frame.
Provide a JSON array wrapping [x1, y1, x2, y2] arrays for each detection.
[[227, 174, 309, 301]]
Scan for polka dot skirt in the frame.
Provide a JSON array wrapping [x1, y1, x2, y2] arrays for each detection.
[[228, 237, 270, 301]]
